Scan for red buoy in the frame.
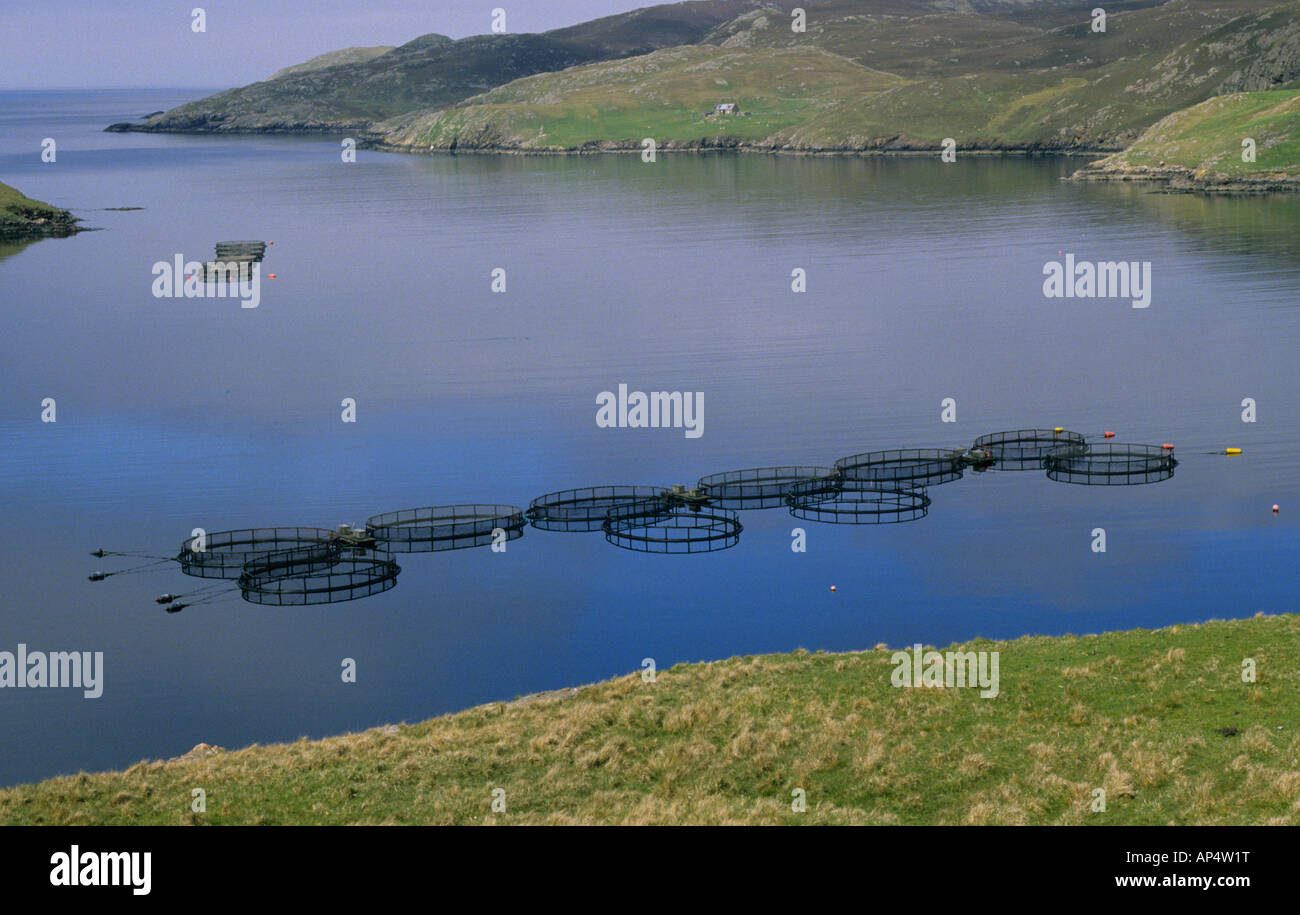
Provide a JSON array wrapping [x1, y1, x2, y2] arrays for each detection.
[[1161, 443, 1174, 450], [1103, 431, 1115, 438]]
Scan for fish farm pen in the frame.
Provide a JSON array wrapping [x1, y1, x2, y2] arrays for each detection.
[[89, 428, 1180, 610], [200, 240, 268, 282]]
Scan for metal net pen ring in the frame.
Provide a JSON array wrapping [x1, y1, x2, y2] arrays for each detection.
[[177, 527, 339, 580], [833, 448, 964, 486], [1044, 443, 1177, 485], [602, 502, 742, 554], [527, 485, 670, 532], [239, 547, 400, 605], [367, 504, 525, 553], [697, 466, 833, 509], [787, 479, 930, 524], [240, 542, 344, 580], [970, 428, 1087, 469]]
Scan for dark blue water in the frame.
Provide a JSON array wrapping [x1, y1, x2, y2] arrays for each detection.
[[1, 90, 1297, 787]]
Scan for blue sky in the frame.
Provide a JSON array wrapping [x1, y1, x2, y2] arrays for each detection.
[[0, 0, 661, 89]]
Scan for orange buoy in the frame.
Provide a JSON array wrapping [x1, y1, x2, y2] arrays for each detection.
[[267, 273, 276, 279], [829, 585, 837, 593], [1103, 431, 1115, 438], [1161, 443, 1174, 450]]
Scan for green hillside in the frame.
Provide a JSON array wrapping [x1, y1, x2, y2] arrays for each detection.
[[108, 0, 1300, 150], [381, 45, 909, 150], [3, 615, 1296, 825], [105, 0, 771, 133], [1073, 88, 1300, 188], [378, 0, 1300, 153]]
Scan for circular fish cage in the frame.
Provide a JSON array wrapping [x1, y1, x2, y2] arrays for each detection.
[[240, 541, 344, 580], [833, 448, 963, 486], [602, 501, 742, 554], [697, 466, 833, 509], [177, 527, 339, 580], [1043, 443, 1177, 485], [367, 504, 525, 553], [970, 428, 1087, 469], [239, 546, 400, 605], [528, 485, 670, 532], [786, 478, 930, 524]]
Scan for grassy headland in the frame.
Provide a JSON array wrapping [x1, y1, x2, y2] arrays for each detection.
[[3, 614, 1296, 825], [0, 181, 82, 240], [1071, 88, 1300, 191]]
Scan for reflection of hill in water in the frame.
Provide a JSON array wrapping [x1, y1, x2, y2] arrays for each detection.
[[0, 237, 42, 263], [1086, 182, 1300, 262]]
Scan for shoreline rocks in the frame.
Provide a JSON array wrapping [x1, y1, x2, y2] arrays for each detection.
[[1069, 160, 1300, 195]]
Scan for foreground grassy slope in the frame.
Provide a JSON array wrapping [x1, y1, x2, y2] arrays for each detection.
[[4, 615, 1296, 825], [1073, 88, 1300, 187]]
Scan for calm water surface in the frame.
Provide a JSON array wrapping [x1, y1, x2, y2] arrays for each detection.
[[1, 90, 1297, 786]]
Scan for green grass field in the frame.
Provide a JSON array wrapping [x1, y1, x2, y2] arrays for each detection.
[[4, 614, 1296, 825]]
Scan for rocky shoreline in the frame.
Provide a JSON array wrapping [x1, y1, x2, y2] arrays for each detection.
[[101, 120, 1296, 194], [105, 118, 372, 135], [1069, 160, 1300, 195], [368, 131, 1116, 159], [103, 119, 1117, 159], [0, 195, 83, 241]]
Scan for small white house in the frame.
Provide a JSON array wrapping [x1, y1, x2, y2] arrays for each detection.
[[713, 102, 738, 115]]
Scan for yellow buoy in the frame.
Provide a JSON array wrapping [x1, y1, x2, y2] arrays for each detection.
[[1053, 427, 1064, 433], [1225, 448, 1242, 455]]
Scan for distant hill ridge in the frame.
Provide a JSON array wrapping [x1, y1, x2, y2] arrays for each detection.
[[108, 0, 774, 133], [105, 0, 1300, 180], [268, 46, 395, 80]]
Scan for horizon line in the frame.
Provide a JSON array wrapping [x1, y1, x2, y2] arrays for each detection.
[[0, 86, 224, 92]]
